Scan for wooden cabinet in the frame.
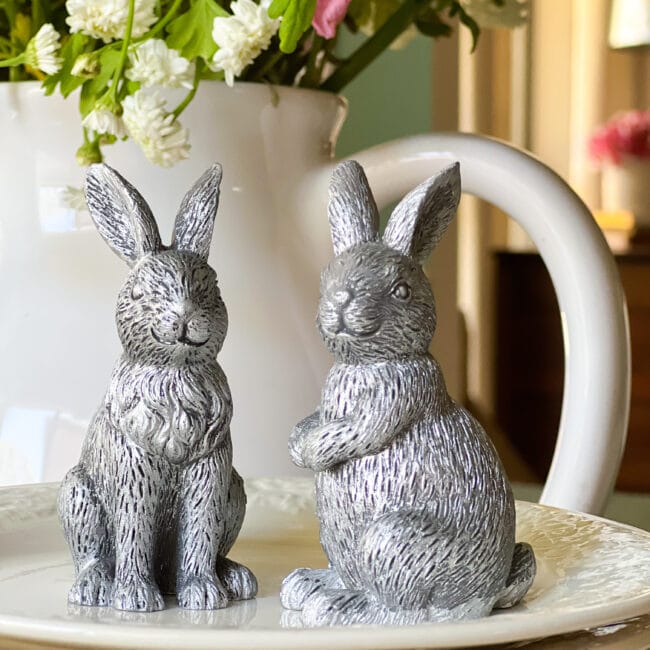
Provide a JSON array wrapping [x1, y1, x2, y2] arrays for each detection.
[[495, 250, 650, 492]]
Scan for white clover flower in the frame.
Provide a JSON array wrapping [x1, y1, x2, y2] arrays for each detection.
[[82, 107, 127, 138], [24, 23, 62, 75], [62, 186, 88, 211], [460, 0, 529, 29], [66, 0, 157, 43], [127, 39, 194, 89], [210, 0, 279, 87], [122, 90, 190, 167]]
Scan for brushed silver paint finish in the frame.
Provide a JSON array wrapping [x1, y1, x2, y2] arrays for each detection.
[[58, 163, 256, 612], [281, 161, 536, 626]]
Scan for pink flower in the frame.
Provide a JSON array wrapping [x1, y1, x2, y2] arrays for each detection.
[[589, 110, 650, 166], [312, 0, 351, 39]]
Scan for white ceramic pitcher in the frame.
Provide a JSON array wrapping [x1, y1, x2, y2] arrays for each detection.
[[0, 82, 629, 514]]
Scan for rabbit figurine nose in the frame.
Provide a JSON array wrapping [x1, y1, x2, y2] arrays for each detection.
[[185, 313, 210, 343], [333, 289, 352, 306], [171, 302, 196, 331]]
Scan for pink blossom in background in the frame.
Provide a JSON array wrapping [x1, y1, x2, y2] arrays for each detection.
[[589, 110, 650, 165], [312, 0, 352, 39]]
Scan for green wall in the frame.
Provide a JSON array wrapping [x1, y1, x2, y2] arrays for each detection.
[[335, 33, 433, 159]]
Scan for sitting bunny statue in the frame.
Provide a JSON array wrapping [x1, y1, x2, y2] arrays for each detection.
[[281, 161, 535, 626], [58, 163, 256, 612]]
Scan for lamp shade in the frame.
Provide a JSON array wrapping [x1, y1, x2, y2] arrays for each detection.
[[609, 0, 650, 48]]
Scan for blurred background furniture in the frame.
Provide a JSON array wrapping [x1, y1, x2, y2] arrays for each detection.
[[495, 247, 650, 493]]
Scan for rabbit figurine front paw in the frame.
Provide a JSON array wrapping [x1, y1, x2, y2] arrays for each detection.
[[281, 161, 535, 626], [58, 164, 256, 612]]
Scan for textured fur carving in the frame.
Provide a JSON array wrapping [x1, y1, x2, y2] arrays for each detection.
[[281, 161, 535, 626], [58, 164, 256, 612]]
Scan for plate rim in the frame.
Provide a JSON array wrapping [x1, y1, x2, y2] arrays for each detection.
[[1, 595, 649, 650], [1, 480, 650, 649]]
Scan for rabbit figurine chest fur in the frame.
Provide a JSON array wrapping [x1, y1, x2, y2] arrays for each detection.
[[281, 161, 535, 626], [58, 164, 256, 612]]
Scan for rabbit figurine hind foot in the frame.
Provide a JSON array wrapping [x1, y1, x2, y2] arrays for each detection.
[[281, 542, 535, 626]]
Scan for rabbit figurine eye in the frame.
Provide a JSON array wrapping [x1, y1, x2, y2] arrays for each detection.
[[131, 283, 144, 300], [193, 267, 215, 288], [392, 282, 411, 301]]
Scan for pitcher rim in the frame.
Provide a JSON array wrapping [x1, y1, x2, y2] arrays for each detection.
[[0, 78, 346, 102]]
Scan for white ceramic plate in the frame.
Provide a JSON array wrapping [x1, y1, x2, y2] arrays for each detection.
[[1, 478, 650, 649]]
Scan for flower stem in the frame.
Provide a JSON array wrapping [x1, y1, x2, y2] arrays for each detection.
[[145, 0, 183, 39], [173, 59, 203, 118], [0, 53, 25, 68], [109, 0, 136, 102], [299, 34, 325, 87], [320, 0, 428, 93], [249, 48, 284, 82]]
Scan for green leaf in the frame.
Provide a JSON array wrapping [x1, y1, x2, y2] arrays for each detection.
[[449, 2, 480, 51], [0, 0, 20, 27], [201, 67, 225, 81], [415, 8, 451, 38], [79, 48, 121, 116], [166, 0, 228, 61], [269, 0, 316, 54], [42, 32, 91, 97], [267, 0, 286, 19], [125, 79, 141, 94], [457, 7, 480, 51], [268, 0, 288, 19], [11, 12, 31, 49]]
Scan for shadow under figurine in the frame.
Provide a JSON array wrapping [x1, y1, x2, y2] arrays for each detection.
[[281, 161, 536, 626], [58, 163, 257, 612]]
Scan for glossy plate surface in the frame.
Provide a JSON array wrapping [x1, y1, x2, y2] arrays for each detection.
[[1, 478, 649, 649]]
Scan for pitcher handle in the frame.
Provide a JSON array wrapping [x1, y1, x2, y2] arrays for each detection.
[[335, 132, 629, 515]]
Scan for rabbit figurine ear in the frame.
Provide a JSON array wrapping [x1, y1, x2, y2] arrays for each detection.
[[328, 161, 380, 256], [86, 164, 162, 266], [383, 162, 461, 264], [171, 163, 222, 261]]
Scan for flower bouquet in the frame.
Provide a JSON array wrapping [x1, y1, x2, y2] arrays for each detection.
[[0, 0, 527, 166], [589, 110, 650, 166], [589, 110, 650, 229]]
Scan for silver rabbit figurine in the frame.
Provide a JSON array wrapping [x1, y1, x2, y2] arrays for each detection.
[[281, 161, 535, 626], [58, 163, 256, 612]]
